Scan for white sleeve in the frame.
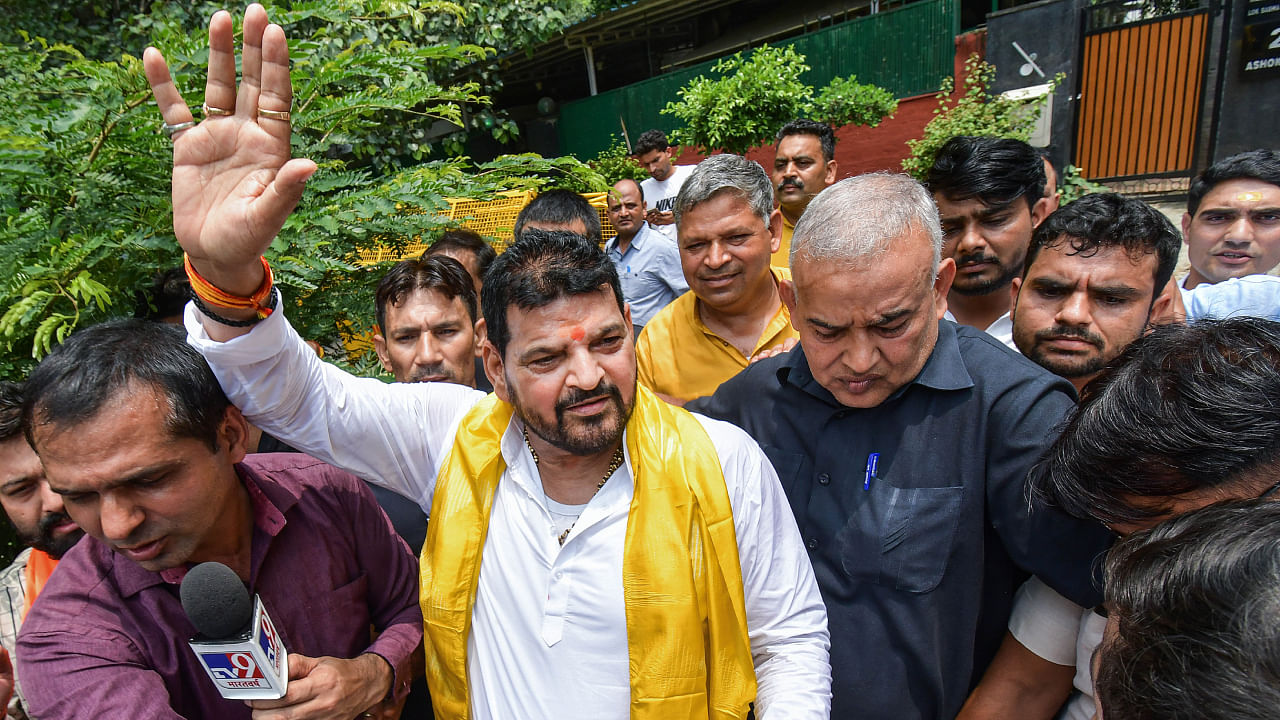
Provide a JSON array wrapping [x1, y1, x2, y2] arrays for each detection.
[[697, 414, 832, 719], [184, 299, 481, 513], [1184, 274, 1280, 322], [1007, 576, 1084, 666]]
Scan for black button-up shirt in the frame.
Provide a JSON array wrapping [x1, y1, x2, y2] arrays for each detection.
[[690, 321, 1111, 720]]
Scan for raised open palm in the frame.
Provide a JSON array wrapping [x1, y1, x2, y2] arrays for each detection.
[[144, 4, 316, 296]]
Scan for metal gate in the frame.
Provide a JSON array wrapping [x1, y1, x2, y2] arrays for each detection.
[[1074, 1, 1212, 181]]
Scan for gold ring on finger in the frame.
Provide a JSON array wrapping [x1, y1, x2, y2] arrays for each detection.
[[202, 102, 234, 117], [257, 107, 291, 122]]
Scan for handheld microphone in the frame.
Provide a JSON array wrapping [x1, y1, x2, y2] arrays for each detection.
[[180, 561, 289, 700]]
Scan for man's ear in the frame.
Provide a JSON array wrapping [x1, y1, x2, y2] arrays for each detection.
[[1031, 196, 1052, 228], [482, 339, 509, 403], [768, 209, 783, 255], [1010, 275, 1023, 315], [473, 318, 488, 357], [219, 405, 251, 464], [780, 278, 797, 316], [372, 331, 394, 374], [933, 258, 956, 320], [1181, 212, 1192, 243], [1148, 278, 1181, 326], [824, 160, 838, 186]]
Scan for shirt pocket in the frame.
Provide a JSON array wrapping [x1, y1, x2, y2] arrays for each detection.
[[836, 482, 964, 593], [760, 446, 812, 518]]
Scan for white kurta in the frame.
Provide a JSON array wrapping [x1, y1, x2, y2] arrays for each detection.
[[186, 303, 832, 719]]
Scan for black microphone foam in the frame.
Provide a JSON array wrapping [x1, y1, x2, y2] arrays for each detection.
[[180, 561, 253, 639]]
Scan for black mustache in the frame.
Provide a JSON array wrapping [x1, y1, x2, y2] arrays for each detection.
[[955, 251, 998, 266], [556, 383, 623, 415], [1035, 325, 1104, 348], [38, 511, 73, 535]]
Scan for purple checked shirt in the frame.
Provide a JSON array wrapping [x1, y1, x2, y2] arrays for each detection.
[[15, 454, 422, 719]]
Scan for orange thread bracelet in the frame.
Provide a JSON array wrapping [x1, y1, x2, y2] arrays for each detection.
[[183, 254, 277, 318]]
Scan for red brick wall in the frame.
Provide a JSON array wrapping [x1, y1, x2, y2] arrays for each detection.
[[672, 30, 988, 180]]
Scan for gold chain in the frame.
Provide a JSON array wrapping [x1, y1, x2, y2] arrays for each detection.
[[522, 427, 625, 546]]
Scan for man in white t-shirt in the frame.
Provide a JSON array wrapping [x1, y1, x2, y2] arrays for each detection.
[[632, 129, 696, 242]]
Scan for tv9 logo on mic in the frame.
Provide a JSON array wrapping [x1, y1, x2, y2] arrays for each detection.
[[202, 652, 266, 682]]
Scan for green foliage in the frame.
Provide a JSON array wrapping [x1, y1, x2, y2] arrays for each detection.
[[0, 3, 610, 380], [589, 136, 649, 186], [662, 45, 897, 156], [902, 55, 1058, 180], [812, 75, 898, 129], [664, 46, 813, 156], [1058, 164, 1108, 205]]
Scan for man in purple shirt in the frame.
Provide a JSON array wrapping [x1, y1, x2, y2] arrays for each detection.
[[15, 320, 421, 720]]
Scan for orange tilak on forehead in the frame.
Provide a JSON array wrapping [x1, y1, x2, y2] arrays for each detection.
[[1238, 191, 1264, 203], [564, 326, 585, 342]]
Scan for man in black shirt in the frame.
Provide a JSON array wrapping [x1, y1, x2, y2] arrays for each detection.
[[689, 173, 1111, 720]]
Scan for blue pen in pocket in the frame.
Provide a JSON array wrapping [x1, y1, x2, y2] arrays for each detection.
[[863, 452, 879, 490]]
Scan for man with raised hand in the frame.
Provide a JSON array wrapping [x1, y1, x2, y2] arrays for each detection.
[[143, 6, 830, 719]]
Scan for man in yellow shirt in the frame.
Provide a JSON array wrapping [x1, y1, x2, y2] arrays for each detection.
[[636, 154, 798, 404], [771, 120, 838, 267]]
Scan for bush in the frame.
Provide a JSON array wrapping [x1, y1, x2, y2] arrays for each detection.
[[902, 54, 1057, 180], [662, 45, 896, 156], [590, 136, 649, 186]]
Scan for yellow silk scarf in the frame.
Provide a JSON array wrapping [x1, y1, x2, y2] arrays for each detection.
[[420, 386, 757, 719]]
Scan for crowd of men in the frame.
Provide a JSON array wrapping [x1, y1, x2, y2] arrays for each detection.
[[2, 5, 1279, 719]]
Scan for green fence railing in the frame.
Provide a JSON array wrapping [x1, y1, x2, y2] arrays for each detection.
[[557, 0, 959, 159]]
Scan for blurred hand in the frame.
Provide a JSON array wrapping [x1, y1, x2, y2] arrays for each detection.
[[751, 337, 798, 364]]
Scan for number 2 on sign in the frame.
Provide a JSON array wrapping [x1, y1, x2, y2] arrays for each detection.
[[1271, 27, 1280, 51]]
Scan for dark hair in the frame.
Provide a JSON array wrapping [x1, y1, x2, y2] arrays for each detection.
[[775, 119, 836, 162], [22, 319, 231, 452], [926, 136, 1046, 212], [424, 228, 497, 279], [1025, 193, 1181, 300], [1096, 499, 1280, 720], [513, 189, 603, 243], [481, 229, 624, 357], [0, 381, 23, 443], [134, 266, 190, 321], [632, 129, 670, 157], [375, 255, 478, 331], [1187, 149, 1280, 215], [1029, 317, 1280, 526]]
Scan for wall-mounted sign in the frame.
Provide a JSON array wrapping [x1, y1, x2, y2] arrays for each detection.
[[1242, 0, 1280, 78]]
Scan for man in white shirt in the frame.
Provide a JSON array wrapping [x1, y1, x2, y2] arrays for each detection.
[[143, 6, 830, 719], [1180, 149, 1280, 290], [632, 129, 696, 242]]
